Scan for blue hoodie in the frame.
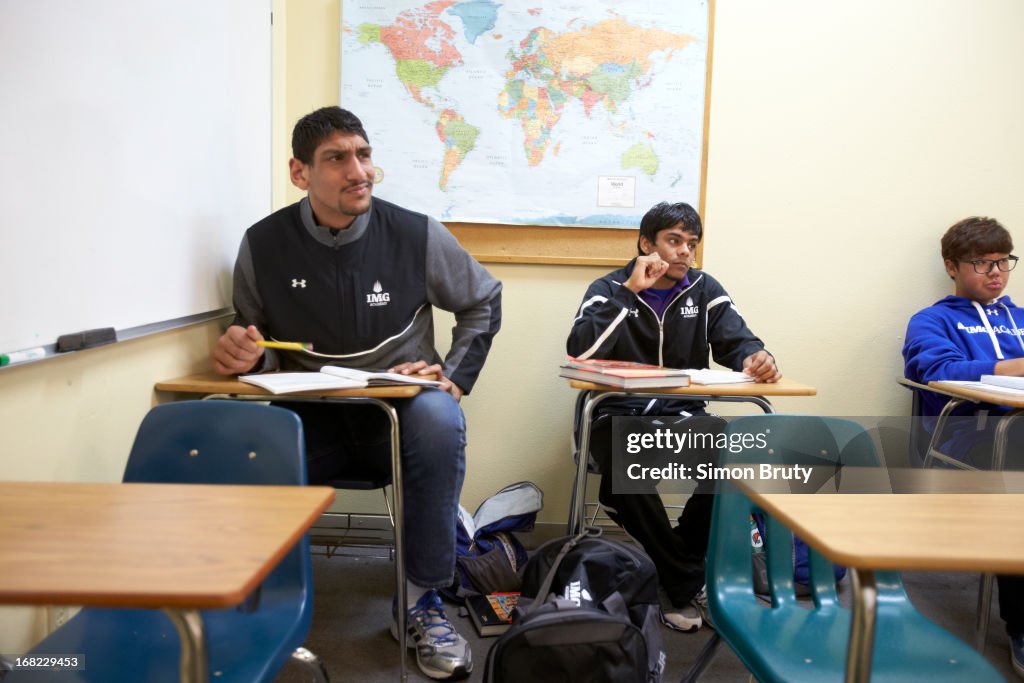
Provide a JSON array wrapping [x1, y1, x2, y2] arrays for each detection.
[[903, 294, 1024, 416]]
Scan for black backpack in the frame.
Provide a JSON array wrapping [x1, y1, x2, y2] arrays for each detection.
[[483, 527, 665, 683]]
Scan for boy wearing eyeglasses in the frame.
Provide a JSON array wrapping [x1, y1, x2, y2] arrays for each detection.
[[902, 215, 1024, 678], [904, 216, 1023, 417]]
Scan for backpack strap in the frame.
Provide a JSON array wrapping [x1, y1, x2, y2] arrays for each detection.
[[525, 526, 602, 616], [600, 590, 630, 621]]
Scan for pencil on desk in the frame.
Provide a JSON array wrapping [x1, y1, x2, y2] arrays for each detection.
[[256, 341, 314, 351]]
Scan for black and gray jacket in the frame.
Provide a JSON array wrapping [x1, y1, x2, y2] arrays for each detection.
[[567, 259, 766, 372], [232, 197, 501, 394]]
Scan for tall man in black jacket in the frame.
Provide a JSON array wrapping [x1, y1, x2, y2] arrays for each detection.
[[566, 201, 779, 631], [213, 107, 501, 680]]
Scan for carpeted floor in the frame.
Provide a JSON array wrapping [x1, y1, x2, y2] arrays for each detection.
[[276, 545, 1016, 682]]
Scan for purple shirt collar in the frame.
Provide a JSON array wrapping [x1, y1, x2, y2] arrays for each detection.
[[637, 274, 690, 318]]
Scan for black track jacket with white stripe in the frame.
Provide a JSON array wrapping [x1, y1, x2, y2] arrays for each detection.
[[567, 259, 767, 372]]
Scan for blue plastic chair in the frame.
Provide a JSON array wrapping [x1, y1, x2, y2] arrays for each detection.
[[696, 414, 1002, 682], [8, 401, 328, 683]]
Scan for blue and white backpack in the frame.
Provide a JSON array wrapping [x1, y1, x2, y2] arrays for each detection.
[[443, 481, 543, 600]]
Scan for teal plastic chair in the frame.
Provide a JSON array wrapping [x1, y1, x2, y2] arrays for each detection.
[[7, 401, 328, 683], [700, 414, 1002, 682]]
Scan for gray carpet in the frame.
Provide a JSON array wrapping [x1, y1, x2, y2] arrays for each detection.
[[276, 546, 1016, 682]]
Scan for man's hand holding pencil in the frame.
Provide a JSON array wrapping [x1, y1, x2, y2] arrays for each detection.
[[212, 324, 266, 376]]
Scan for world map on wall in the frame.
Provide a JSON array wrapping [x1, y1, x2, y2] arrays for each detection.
[[341, 1, 709, 228]]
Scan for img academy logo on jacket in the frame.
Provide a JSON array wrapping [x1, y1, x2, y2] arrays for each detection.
[[366, 280, 391, 307], [680, 296, 699, 318], [568, 263, 766, 370]]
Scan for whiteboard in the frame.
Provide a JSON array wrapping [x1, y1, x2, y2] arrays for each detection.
[[0, 0, 271, 354]]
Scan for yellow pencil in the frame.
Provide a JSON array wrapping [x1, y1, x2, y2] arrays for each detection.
[[256, 341, 314, 351]]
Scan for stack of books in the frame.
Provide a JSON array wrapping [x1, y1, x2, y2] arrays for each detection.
[[558, 358, 691, 389]]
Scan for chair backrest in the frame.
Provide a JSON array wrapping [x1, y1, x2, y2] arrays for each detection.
[[123, 400, 307, 486], [706, 414, 1005, 682], [709, 415, 883, 610], [123, 400, 315, 682]]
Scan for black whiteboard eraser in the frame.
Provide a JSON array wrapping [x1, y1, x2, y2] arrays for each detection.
[[56, 327, 117, 352]]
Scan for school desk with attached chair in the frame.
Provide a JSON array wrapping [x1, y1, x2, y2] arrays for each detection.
[[155, 371, 425, 682]]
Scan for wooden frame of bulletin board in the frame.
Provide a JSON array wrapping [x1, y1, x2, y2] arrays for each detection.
[[446, 2, 716, 267]]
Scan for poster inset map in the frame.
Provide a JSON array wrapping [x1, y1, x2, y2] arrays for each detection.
[[340, 1, 709, 228]]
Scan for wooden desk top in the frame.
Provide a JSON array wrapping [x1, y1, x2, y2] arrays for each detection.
[[735, 468, 1024, 573], [156, 372, 423, 399], [929, 379, 1024, 409], [0, 481, 334, 609], [567, 376, 816, 397]]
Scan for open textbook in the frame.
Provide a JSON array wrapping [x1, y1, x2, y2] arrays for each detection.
[[938, 375, 1024, 396], [686, 369, 754, 385], [979, 375, 1024, 392], [239, 366, 441, 394]]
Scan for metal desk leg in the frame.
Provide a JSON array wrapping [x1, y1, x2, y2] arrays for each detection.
[[568, 391, 602, 536], [365, 398, 407, 683], [847, 569, 878, 683], [976, 572, 995, 652], [923, 399, 973, 469], [567, 391, 776, 535], [973, 408, 1021, 653], [705, 394, 775, 415], [991, 409, 1023, 471], [164, 608, 209, 683]]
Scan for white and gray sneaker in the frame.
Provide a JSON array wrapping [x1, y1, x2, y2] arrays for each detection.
[[391, 589, 472, 680], [661, 587, 712, 633]]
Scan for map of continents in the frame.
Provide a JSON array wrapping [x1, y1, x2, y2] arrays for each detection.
[[341, 1, 708, 227]]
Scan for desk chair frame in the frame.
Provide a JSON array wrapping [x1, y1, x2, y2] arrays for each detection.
[[898, 377, 1015, 652], [690, 415, 1003, 683], [201, 393, 410, 682], [568, 389, 774, 536], [7, 402, 331, 683]]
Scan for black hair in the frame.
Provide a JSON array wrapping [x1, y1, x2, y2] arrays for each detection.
[[941, 216, 1013, 263], [637, 201, 702, 255], [291, 106, 369, 164]]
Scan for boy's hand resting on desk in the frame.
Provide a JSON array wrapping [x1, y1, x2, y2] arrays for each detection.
[[994, 358, 1024, 376], [389, 360, 464, 400], [212, 324, 264, 375], [743, 350, 781, 383], [624, 253, 670, 293]]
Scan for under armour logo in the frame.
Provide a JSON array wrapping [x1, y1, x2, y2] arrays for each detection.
[[291, 279, 306, 288], [628, 308, 640, 318], [987, 308, 1000, 316]]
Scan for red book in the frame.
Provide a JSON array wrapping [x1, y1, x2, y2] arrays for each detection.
[[559, 358, 690, 389]]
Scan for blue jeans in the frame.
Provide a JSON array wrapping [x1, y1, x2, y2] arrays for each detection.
[[278, 389, 467, 588]]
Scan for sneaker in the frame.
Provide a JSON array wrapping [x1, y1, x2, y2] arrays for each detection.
[[661, 587, 712, 633], [391, 590, 472, 680], [1011, 633, 1024, 679]]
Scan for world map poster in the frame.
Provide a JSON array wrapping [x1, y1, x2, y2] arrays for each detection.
[[340, 0, 710, 228]]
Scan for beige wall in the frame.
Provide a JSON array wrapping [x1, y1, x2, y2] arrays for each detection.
[[3, 0, 1023, 652]]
